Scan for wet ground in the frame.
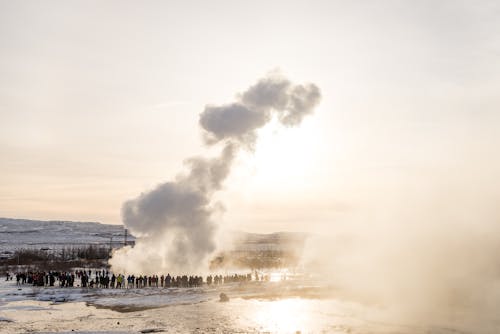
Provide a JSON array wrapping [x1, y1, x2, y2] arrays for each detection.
[[0, 278, 491, 333]]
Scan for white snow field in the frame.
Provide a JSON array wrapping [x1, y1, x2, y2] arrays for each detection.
[[0, 276, 490, 334]]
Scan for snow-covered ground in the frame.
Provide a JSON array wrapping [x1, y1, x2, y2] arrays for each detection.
[[0, 277, 486, 334]]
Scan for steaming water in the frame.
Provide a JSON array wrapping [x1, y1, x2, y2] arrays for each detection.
[[0, 276, 492, 333]]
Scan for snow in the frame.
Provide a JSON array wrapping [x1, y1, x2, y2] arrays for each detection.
[[0, 277, 486, 334], [0, 218, 134, 253]]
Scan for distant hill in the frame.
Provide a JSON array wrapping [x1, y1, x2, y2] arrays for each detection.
[[0, 218, 308, 268], [0, 218, 133, 253]]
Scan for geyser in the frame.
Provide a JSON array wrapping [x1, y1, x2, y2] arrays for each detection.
[[109, 72, 321, 274]]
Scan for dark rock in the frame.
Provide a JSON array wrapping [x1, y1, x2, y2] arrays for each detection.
[[219, 293, 229, 302], [140, 329, 165, 333]]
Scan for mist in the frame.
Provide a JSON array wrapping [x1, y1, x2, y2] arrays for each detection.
[[109, 72, 321, 274], [301, 145, 500, 332]]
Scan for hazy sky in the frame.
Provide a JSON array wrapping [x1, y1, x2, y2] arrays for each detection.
[[1, 0, 499, 232]]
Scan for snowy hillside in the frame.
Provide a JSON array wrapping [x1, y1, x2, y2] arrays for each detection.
[[0, 218, 133, 253], [0, 217, 307, 267]]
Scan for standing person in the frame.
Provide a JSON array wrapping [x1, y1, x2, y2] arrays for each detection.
[[81, 273, 87, 287], [49, 273, 55, 286], [116, 274, 123, 288], [165, 274, 171, 288]]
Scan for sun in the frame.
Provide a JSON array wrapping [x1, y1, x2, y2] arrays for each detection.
[[248, 117, 320, 191]]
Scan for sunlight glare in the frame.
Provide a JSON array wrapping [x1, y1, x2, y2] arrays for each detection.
[[249, 118, 320, 191], [252, 298, 312, 333]]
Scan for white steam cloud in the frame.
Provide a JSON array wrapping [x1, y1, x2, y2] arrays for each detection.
[[110, 73, 321, 274], [200, 75, 320, 146]]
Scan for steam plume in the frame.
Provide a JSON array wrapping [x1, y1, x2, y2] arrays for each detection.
[[110, 73, 321, 274], [200, 74, 320, 146]]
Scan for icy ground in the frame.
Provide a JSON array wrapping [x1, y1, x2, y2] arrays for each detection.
[[0, 277, 486, 334]]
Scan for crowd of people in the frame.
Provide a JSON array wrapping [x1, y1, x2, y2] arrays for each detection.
[[8, 270, 268, 289], [13, 271, 75, 287]]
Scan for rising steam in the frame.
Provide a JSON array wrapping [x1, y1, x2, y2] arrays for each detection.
[[110, 73, 321, 274], [300, 152, 500, 332]]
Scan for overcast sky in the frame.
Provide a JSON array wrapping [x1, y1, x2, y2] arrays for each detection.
[[1, 0, 499, 232]]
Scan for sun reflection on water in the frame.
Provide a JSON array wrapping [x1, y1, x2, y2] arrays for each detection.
[[251, 298, 314, 333]]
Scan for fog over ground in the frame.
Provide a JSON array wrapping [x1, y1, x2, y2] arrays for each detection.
[[302, 139, 500, 331]]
